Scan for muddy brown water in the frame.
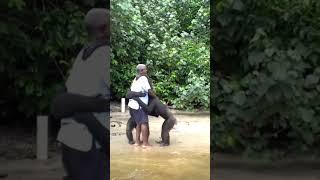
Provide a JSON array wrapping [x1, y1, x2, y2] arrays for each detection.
[[110, 113, 210, 180], [2, 112, 320, 180]]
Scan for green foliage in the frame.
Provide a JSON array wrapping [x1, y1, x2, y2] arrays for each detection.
[[212, 0, 320, 159], [173, 74, 209, 110], [0, 1, 93, 119], [0, 0, 209, 123], [111, 0, 210, 109]]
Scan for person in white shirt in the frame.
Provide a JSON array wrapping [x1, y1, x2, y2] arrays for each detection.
[[57, 8, 110, 180], [128, 64, 156, 148]]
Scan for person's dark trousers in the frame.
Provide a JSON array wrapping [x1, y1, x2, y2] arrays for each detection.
[[61, 142, 108, 180]]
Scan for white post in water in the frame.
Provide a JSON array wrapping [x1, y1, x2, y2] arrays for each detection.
[[37, 115, 48, 160], [121, 98, 125, 113]]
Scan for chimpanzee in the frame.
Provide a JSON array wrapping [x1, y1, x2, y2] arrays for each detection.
[[126, 90, 177, 146]]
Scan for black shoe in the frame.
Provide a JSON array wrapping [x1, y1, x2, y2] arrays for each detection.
[[128, 140, 135, 145]]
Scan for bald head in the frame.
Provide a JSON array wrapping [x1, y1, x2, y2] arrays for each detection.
[[136, 64, 147, 75], [84, 8, 110, 40]]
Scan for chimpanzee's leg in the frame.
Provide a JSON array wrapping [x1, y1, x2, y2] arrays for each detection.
[[161, 116, 177, 146], [126, 117, 136, 144]]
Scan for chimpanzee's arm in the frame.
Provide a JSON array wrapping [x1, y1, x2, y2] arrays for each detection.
[[147, 88, 157, 99], [73, 112, 109, 154], [51, 92, 109, 119], [126, 91, 146, 99], [132, 97, 149, 112]]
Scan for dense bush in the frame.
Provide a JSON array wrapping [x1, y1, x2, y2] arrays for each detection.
[[0, 0, 209, 123], [111, 0, 210, 109], [0, 0, 90, 120], [212, 0, 320, 159]]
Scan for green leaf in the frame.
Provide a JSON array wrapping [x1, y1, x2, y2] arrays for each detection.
[[248, 51, 265, 66], [265, 48, 276, 57], [216, 14, 232, 26], [231, 0, 244, 11], [299, 108, 314, 123], [304, 75, 319, 87], [220, 79, 233, 93], [287, 49, 301, 61], [267, 62, 287, 81], [250, 28, 267, 43], [8, 0, 26, 10], [302, 130, 314, 145], [233, 91, 246, 105], [227, 135, 235, 147]]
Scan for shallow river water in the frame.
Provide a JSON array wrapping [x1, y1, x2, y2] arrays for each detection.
[[110, 113, 210, 180]]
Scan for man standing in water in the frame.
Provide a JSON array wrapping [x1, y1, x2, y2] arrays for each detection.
[[56, 8, 110, 180], [128, 64, 156, 148]]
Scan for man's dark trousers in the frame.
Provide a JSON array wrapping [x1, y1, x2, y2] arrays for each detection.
[[62, 141, 108, 180]]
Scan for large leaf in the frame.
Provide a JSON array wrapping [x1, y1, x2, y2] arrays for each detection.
[[248, 51, 265, 66], [231, 0, 244, 11], [299, 108, 314, 123], [233, 91, 246, 105], [304, 74, 319, 87]]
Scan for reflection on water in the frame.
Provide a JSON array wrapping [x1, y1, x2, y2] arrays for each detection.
[[111, 114, 210, 180]]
